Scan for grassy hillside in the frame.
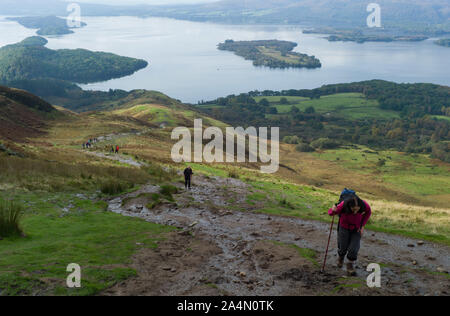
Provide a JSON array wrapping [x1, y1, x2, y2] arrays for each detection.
[[113, 104, 227, 129], [0, 86, 59, 142], [0, 95, 181, 294], [189, 162, 450, 245], [0, 87, 449, 295]]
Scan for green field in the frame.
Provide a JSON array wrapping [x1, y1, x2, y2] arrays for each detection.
[[313, 146, 450, 196], [267, 93, 400, 119], [431, 115, 450, 122], [257, 46, 307, 65], [204, 93, 401, 120], [0, 191, 174, 295]]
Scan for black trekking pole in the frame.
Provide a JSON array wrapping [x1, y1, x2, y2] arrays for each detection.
[[321, 214, 335, 273]]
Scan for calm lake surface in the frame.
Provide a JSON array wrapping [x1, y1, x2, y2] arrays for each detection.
[[1, 16, 449, 103]]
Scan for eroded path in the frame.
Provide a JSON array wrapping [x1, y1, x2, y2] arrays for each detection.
[[101, 174, 450, 296], [85, 151, 146, 168], [81, 131, 149, 168]]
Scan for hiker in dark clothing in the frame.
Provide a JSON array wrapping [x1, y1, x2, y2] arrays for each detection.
[[328, 196, 371, 276], [183, 167, 193, 189]]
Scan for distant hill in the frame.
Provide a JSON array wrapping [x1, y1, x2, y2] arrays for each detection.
[[7, 16, 87, 36], [1, 0, 448, 35], [0, 37, 148, 85], [0, 85, 57, 141], [144, 0, 450, 35]]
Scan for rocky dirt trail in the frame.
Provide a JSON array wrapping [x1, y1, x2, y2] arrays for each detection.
[[82, 131, 150, 167], [101, 172, 450, 296], [85, 151, 146, 168]]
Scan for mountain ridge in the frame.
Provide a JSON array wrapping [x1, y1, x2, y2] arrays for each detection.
[[1, 0, 448, 34]]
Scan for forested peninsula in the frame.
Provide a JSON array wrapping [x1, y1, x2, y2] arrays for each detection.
[[0, 37, 148, 84]]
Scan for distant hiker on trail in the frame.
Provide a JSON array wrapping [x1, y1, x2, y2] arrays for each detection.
[[82, 143, 85, 149], [184, 166, 193, 190], [328, 190, 372, 276], [115, 145, 119, 154], [111, 146, 115, 153]]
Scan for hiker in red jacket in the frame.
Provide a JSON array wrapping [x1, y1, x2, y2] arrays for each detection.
[[328, 196, 372, 276], [115, 145, 119, 154]]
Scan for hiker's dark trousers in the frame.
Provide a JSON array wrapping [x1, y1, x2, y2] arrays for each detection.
[[185, 176, 191, 188], [337, 226, 361, 261]]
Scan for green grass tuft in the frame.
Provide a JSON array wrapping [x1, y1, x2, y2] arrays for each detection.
[[159, 185, 178, 202], [0, 200, 24, 238], [100, 181, 129, 195]]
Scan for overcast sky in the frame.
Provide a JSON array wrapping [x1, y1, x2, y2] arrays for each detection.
[[65, 0, 219, 5]]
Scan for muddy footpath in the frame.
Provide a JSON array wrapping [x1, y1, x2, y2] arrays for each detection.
[[99, 173, 450, 296]]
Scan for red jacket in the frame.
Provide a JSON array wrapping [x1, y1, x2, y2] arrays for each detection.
[[328, 200, 372, 231]]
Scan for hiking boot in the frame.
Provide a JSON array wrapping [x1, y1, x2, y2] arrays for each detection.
[[337, 256, 344, 268], [346, 262, 356, 276]]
